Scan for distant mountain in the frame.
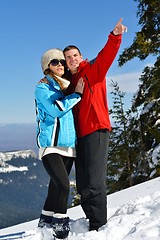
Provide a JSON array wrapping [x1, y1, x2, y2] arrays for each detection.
[[0, 124, 37, 154], [0, 150, 75, 229], [0, 150, 48, 229]]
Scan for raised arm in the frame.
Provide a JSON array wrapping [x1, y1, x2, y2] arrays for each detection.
[[86, 18, 128, 85]]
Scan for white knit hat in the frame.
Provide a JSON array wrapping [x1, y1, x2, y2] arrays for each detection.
[[41, 48, 65, 73]]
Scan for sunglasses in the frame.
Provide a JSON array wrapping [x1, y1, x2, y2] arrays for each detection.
[[49, 59, 66, 67]]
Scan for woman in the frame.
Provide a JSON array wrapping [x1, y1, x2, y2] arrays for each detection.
[[34, 48, 84, 239]]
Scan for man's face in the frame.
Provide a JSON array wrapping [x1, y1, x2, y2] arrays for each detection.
[[64, 49, 83, 74]]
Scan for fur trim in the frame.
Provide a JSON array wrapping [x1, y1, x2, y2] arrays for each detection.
[[41, 48, 65, 73]]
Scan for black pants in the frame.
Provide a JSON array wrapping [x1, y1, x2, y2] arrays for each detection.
[[42, 153, 73, 214], [75, 129, 109, 229]]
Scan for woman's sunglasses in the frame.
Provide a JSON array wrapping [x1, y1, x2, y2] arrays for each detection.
[[49, 59, 66, 67]]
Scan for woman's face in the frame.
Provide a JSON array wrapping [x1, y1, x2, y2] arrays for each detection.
[[49, 59, 66, 77]]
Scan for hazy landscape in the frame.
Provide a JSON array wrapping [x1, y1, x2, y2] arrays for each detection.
[[0, 124, 37, 154], [0, 124, 75, 229]]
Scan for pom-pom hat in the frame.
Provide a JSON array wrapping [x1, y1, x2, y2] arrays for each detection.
[[41, 48, 65, 73]]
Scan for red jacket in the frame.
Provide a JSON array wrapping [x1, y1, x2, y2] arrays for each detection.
[[71, 33, 122, 138]]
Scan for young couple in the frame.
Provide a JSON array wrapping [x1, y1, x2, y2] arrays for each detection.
[[35, 18, 127, 239]]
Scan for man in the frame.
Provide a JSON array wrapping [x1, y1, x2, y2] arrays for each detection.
[[63, 18, 127, 231]]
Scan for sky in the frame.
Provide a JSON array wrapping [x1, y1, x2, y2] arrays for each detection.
[[0, 0, 155, 124], [0, 175, 160, 239]]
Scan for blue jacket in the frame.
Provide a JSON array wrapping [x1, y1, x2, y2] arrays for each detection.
[[34, 75, 81, 148]]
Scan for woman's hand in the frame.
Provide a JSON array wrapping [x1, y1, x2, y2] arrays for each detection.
[[75, 77, 85, 95]]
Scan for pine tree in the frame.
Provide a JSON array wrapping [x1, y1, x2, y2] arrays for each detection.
[[131, 59, 160, 179], [108, 80, 134, 193], [118, 0, 160, 64], [118, 0, 160, 179]]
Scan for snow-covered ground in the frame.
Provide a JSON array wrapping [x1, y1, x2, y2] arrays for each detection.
[[0, 177, 160, 240]]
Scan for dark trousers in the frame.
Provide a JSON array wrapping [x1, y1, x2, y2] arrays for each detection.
[[75, 129, 109, 229], [42, 153, 73, 214]]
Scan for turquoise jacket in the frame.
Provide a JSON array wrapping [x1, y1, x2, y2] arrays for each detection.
[[34, 75, 81, 148]]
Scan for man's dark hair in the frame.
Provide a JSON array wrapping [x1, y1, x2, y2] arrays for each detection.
[[63, 45, 82, 55]]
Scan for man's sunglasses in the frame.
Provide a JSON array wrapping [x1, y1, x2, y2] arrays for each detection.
[[49, 59, 66, 67]]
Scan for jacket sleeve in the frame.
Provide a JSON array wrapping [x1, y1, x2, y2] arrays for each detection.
[[35, 83, 81, 118], [87, 33, 122, 85]]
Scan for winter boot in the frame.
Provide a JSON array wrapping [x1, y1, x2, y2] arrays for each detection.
[[52, 214, 70, 239], [38, 213, 53, 228]]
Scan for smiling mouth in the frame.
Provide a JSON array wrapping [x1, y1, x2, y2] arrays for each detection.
[[71, 63, 77, 67]]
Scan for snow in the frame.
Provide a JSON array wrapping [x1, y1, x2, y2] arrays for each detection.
[[0, 164, 28, 173], [0, 150, 37, 173], [152, 145, 160, 165], [0, 177, 160, 239], [0, 150, 37, 162]]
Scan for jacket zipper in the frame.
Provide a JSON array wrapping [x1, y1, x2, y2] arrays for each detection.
[[84, 74, 93, 94]]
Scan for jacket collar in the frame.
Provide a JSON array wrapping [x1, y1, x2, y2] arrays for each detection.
[[72, 59, 88, 77], [45, 75, 59, 89]]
